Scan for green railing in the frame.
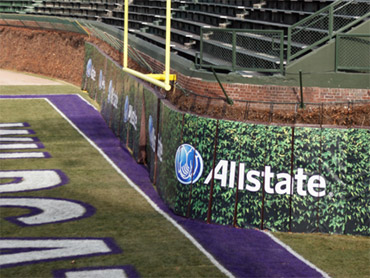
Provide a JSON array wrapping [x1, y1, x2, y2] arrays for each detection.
[[1, 0, 369, 74], [195, 0, 369, 73], [336, 33, 370, 72], [287, 0, 370, 62], [196, 27, 284, 74], [0, 13, 86, 34], [77, 19, 153, 72]]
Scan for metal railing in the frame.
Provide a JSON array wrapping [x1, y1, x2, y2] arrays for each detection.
[[287, 0, 370, 62], [1, 0, 369, 74], [195, 0, 369, 73], [0, 13, 86, 34], [336, 33, 370, 72], [197, 28, 284, 74], [78, 19, 154, 73]]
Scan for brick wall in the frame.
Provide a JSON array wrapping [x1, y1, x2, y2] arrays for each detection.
[[137, 49, 370, 105]]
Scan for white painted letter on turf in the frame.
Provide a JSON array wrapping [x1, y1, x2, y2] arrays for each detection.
[[0, 170, 68, 194], [0, 197, 95, 226], [0, 238, 121, 268]]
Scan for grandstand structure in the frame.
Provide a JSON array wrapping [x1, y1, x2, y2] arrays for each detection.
[[0, 0, 369, 111]]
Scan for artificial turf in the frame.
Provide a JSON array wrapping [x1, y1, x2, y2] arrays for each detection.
[[0, 98, 226, 278], [1, 83, 369, 278]]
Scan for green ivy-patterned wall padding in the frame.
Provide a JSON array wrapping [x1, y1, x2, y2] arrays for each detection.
[[84, 43, 369, 236]]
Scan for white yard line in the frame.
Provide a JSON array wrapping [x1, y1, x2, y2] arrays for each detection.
[[45, 98, 235, 278], [264, 231, 330, 278]]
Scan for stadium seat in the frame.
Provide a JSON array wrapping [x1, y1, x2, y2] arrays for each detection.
[[7, 0, 363, 73]]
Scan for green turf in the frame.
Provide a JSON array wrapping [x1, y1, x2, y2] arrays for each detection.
[[1, 84, 369, 278], [273, 232, 370, 278], [0, 85, 80, 95], [0, 99, 226, 278], [0, 85, 100, 110]]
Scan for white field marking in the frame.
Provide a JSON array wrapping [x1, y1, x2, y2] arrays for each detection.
[[63, 269, 127, 278], [0, 152, 48, 159], [0, 129, 31, 136], [62, 96, 330, 277], [0, 143, 40, 150], [77, 94, 99, 111], [38, 98, 235, 278], [0, 239, 112, 267], [0, 123, 26, 128], [0, 170, 62, 193], [264, 231, 331, 278], [0, 197, 87, 225], [0, 96, 329, 278], [0, 137, 35, 142]]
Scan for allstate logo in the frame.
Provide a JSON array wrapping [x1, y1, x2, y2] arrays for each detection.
[[175, 144, 204, 185], [123, 96, 129, 123], [86, 59, 92, 77]]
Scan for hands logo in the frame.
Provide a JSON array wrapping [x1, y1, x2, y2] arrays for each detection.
[[123, 96, 129, 123], [175, 144, 204, 185], [108, 80, 113, 96], [86, 59, 92, 78], [98, 70, 105, 90], [149, 115, 155, 152]]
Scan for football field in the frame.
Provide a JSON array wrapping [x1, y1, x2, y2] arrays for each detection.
[[0, 74, 368, 278], [0, 95, 231, 277]]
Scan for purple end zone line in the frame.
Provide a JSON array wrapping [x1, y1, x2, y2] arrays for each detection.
[[0, 95, 327, 278]]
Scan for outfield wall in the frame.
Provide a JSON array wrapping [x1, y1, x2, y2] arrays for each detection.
[[83, 43, 369, 236]]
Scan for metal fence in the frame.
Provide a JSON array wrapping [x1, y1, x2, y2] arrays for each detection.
[[0, 13, 86, 34], [336, 33, 370, 72], [197, 28, 284, 74], [287, 0, 370, 62], [77, 19, 153, 72], [2, 0, 370, 74]]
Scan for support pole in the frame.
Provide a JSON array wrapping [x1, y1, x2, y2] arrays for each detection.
[[123, 0, 129, 68], [207, 120, 219, 224], [165, 0, 171, 87], [289, 127, 295, 232], [299, 71, 304, 109], [211, 68, 233, 105]]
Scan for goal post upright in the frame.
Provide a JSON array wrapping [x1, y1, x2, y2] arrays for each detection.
[[123, 0, 129, 69], [164, 0, 171, 87]]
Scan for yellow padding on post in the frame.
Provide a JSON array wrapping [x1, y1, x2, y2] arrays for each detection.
[[146, 73, 176, 82], [123, 68, 172, 91]]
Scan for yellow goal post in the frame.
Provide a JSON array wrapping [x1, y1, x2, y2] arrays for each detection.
[[122, 0, 175, 91]]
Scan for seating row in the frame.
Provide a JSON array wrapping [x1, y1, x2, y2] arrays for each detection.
[[2, 0, 343, 73], [0, 0, 33, 13], [32, 6, 104, 20]]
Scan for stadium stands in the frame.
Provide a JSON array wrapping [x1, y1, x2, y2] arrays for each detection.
[[1, 0, 369, 75], [0, 0, 35, 14]]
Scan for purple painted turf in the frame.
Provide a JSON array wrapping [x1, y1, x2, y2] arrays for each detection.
[[1, 95, 323, 277]]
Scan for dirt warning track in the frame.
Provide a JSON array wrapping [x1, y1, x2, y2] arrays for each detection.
[[0, 69, 62, 86]]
